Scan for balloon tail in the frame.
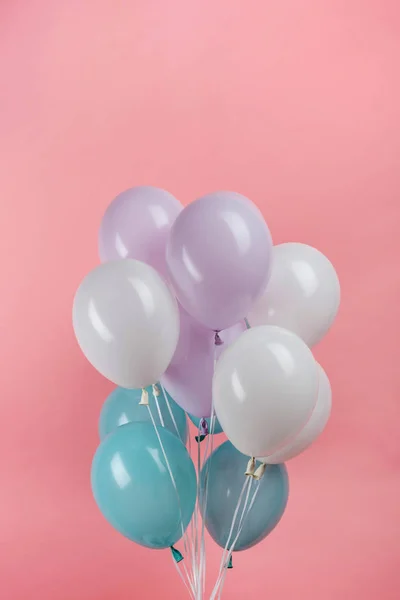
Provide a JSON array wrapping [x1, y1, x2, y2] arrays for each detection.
[[214, 331, 224, 346], [195, 434, 206, 443], [139, 388, 149, 405], [245, 457, 256, 477], [244, 317, 251, 330], [171, 545, 184, 563], [199, 417, 209, 436], [152, 383, 160, 397], [253, 462, 267, 481], [227, 555, 233, 569]]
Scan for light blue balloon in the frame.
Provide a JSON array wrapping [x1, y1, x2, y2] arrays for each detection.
[[91, 422, 197, 549], [188, 414, 223, 435], [99, 386, 188, 443], [200, 441, 288, 551]]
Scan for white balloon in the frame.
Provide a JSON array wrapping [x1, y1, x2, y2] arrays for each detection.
[[73, 259, 180, 389], [213, 325, 319, 458], [261, 364, 332, 464], [247, 243, 340, 347]]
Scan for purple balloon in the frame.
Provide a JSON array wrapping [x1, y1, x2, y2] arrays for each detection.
[[161, 308, 246, 418], [166, 191, 273, 331], [99, 186, 182, 278]]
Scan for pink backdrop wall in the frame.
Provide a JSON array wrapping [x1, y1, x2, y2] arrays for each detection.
[[1, 1, 399, 598]]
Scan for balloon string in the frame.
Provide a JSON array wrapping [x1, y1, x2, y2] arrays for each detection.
[[147, 397, 196, 596], [197, 424, 211, 599], [188, 420, 201, 596], [171, 551, 195, 600], [197, 416, 210, 595], [186, 423, 200, 596], [197, 344, 219, 599], [151, 388, 192, 564], [198, 427, 215, 595], [186, 430, 202, 599], [188, 431, 199, 595], [211, 476, 251, 598], [190, 430, 202, 598], [152, 384, 165, 427], [211, 482, 253, 600], [159, 383, 198, 594], [214, 481, 254, 599], [213, 480, 261, 600], [217, 482, 261, 599], [159, 383, 187, 445], [196, 432, 201, 573], [182, 558, 196, 597]]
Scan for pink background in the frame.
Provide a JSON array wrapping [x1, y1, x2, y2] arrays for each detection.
[[1, 1, 399, 598]]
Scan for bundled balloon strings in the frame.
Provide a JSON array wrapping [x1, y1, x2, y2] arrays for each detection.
[[147, 398, 264, 600], [193, 429, 202, 593], [147, 391, 196, 596], [196, 343, 221, 598], [159, 383, 204, 597], [151, 383, 216, 599], [171, 548, 194, 600], [147, 347, 228, 599], [144, 390, 224, 600], [169, 339, 260, 600], [185, 425, 197, 588], [153, 382, 201, 597], [196, 410, 217, 598], [157, 380, 200, 590]]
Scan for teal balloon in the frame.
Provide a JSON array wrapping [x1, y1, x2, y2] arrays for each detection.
[[200, 441, 288, 551], [188, 414, 223, 435], [99, 386, 188, 443], [91, 422, 197, 549]]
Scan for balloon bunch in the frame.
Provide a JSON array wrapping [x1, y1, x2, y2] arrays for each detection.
[[73, 186, 340, 599]]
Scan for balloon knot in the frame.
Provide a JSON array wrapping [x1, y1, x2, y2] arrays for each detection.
[[253, 462, 267, 481], [214, 331, 224, 346], [227, 555, 233, 569], [245, 457, 256, 477], [139, 388, 149, 405], [195, 418, 209, 442], [199, 417, 209, 436], [244, 317, 251, 330], [170, 545, 184, 563]]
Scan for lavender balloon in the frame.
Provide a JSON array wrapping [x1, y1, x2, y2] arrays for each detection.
[[161, 308, 245, 418], [166, 191, 273, 331], [99, 186, 182, 278]]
